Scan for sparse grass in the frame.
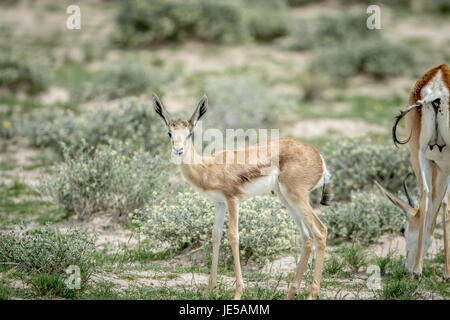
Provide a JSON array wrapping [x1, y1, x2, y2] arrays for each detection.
[[337, 245, 368, 273], [325, 254, 346, 278], [0, 181, 67, 227]]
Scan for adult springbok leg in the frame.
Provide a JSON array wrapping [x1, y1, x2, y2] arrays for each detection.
[[414, 155, 433, 275], [420, 171, 449, 263], [443, 183, 450, 282], [226, 197, 244, 300], [205, 202, 226, 294]]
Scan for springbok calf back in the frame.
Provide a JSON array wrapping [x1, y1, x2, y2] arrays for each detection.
[[153, 94, 332, 299], [376, 64, 450, 280]]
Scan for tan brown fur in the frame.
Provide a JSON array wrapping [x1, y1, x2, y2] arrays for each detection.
[[154, 94, 329, 299]]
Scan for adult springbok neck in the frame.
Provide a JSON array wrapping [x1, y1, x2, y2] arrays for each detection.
[[153, 94, 332, 300], [375, 64, 450, 280]]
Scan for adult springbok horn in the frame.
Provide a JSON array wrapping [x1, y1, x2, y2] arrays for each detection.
[[392, 102, 422, 147]]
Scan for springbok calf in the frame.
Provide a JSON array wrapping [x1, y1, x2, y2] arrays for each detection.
[[376, 64, 450, 280], [153, 94, 331, 300]]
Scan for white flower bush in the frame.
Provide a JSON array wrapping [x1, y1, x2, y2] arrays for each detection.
[[132, 192, 298, 263]]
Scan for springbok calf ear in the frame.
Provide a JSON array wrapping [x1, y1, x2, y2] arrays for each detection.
[[153, 93, 171, 127], [374, 180, 418, 219], [190, 95, 208, 127]]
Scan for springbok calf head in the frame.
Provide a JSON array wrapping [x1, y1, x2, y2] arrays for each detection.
[[153, 94, 208, 157]]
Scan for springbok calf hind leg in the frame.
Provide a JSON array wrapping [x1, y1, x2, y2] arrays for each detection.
[[226, 197, 244, 300], [280, 186, 326, 300]]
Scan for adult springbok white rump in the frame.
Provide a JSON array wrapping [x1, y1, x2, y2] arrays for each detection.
[[376, 64, 450, 280], [153, 94, 332, 300]]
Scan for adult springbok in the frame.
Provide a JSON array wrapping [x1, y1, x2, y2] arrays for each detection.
[[375, 64, 450, 280], [153, 94, 331, 299]]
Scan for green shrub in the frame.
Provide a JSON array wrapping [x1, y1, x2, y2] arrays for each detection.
[[319, 191, 405, 244], [0, 226, 96, 294], [132, 192, 298, 263], [243, 0, 290, 42], [315, 13, 380, 46], [200, 76, 292, 130], [24, 100, 168, 154], [115, 0, 247, 46], [0, 53, 50, 94], [247, 9, 290, 42], [75, 60, 170, 101], [322, 138, 415, 201], [311, 39, 415, 80], [40, 142, 168, 219], [426, 0, 450, 14], [289, 13, 379, 51], [286, 0, 323, 6], [114, 0, 292, 46]]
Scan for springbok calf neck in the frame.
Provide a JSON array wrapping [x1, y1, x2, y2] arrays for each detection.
[[153, 94, 332, 299], [376, 64, 450, 280]]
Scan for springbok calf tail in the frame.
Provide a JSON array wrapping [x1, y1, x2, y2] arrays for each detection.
[[320, 177, 332, 206]]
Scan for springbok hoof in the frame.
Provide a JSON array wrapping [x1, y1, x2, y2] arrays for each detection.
[[413, 272, 422, 280], [286, 288, 297, 300]]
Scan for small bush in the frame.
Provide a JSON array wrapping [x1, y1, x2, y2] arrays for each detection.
[[0, 53, 50, 94], [289, 13, 379, 51], [133, 192, 298, 263], [286, 0, 323, 6], [320, 191, 405, 244], [311, 39, 415, 80], [426, 0, 450, 14], [40, 142, 168, 219], [0, 226, 96, 295], [244, 0, 290, 42], [115, 0, 291, 46], [315, 13, 380, 47], [76, 60, 171, 101], [24, 100, 168, 154], [115, 0, 247, 46], [201, 76, 292, 130], [322, 138, 415, 202]]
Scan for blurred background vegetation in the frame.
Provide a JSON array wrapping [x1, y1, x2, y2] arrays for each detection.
[[0, 0, 449, 300]]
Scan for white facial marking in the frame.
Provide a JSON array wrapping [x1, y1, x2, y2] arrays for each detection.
[[170, 127, 190, 156]]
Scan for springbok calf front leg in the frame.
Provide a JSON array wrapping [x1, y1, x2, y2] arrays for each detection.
[[206, 202, 226, 294]]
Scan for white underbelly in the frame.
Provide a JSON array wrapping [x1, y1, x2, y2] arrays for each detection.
[[241, 169, 279, 201], [193, 187, 227, 203]]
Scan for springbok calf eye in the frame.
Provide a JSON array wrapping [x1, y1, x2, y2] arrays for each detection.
[[401, 227, 405, 235], [168, 132, 172, 138]]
